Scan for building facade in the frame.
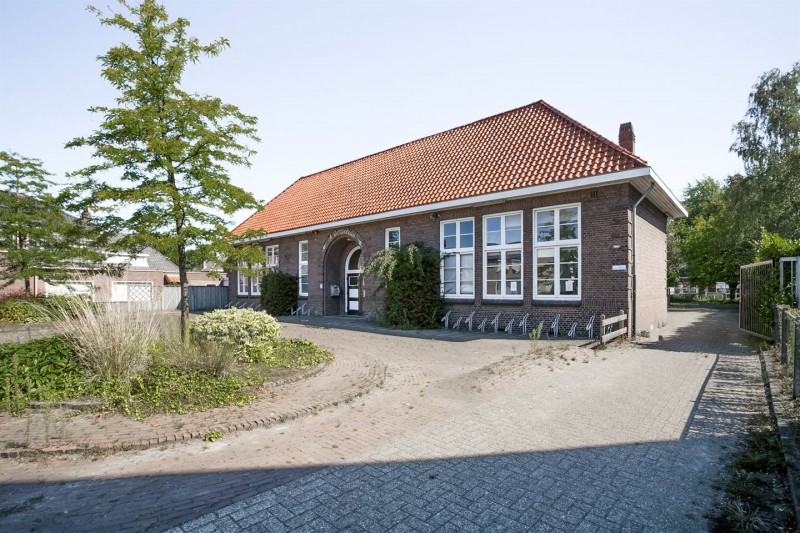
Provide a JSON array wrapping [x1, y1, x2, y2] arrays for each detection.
[[230, 101, 685, 336]]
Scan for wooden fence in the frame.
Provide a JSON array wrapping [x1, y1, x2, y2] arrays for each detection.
[[600, 311, 627, 344], [102, 285, 227, 312]]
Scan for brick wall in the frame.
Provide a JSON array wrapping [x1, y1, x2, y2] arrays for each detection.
[[229, 182, 675, 337], [632, 194, 668, 333]]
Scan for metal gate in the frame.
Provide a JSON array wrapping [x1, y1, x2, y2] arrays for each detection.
[[739, 260, 774, 339]]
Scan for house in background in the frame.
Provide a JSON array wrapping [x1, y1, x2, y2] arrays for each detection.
[[230, 100, 686, 335], [1, 246, 225, 304]]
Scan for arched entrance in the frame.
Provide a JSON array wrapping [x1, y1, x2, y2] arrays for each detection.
[[344, 247, 362, 315]]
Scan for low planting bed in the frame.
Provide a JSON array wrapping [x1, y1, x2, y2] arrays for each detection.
[[0, 306, 333, 421]]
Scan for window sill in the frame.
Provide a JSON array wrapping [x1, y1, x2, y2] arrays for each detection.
[[443, 297, 475, 304], [482, 299, 524, 306], [531, 299, 582, 307]]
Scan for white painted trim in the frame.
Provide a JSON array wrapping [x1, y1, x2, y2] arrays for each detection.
[[649, 167, 688, 217], [385, 227, 401, 249], [483, 210, 524, 299], [298, 241, 309, 296], [241, 167, 663, 242], [533, 203, 582, 300]]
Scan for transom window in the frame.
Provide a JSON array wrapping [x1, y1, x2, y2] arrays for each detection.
[[385, 228, 400, 249], [483, 212, 522, 298], [298, 241, 309, 296], [440, 218, 474, 298], [534, 204, 580, 299]]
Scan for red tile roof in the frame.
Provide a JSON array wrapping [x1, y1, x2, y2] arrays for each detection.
[[233, 100, 648, 235]]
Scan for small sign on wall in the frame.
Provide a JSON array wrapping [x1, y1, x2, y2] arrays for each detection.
[[612, 265, 627, 272]]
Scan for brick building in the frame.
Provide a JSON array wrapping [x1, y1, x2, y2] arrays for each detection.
[[230, 101, 686, 336]]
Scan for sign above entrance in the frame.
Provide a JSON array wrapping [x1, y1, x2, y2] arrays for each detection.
[[322, 228, 364, 254]]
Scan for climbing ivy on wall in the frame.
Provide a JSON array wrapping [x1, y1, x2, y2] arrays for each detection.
[[363, 242, 444, 329]]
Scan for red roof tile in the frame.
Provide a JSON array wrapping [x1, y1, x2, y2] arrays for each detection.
[[233, 100, 647, 235]]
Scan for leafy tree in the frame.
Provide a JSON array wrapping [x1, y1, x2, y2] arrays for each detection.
[[0, 151, 101, 295], [66, 0, 265, 338], [673, 177, 756, 299], [730, 62, 800, 239]]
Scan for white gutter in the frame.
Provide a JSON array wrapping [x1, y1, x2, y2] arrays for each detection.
[[239, 167, 672, 242]]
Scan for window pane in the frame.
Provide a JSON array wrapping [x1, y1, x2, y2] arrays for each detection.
[[443, 281, 456, 295], [443, 255, 456, 268], [560, 207, 578, 224], [443, 222, 456, 237], [459, 280, 474, 295], [560, 264, 578, 279], [538, 280, 555, 295], [460, 233, 473, 248], [459, 253, 474, 295], [505, 214, 522, 245], [559, 223, 578, 241], [505, 251, 521, 280], [460, 253, 473, 268], [560, 279, 578, 295], [443, 268, 456, 282], [486, 252, 501, 294], [560, 247, 578, 263], [460, 220, 473, 236], [443, 235, 456, 249], [536, 210, 555, 242], [486, 217, 501, 246]]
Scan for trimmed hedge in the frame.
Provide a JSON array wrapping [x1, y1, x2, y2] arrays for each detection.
[[260, 271, 298, 316]]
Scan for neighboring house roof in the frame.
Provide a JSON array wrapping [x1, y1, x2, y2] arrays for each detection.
[[127, 247, 179, 273], [234, 100, 683, 237]]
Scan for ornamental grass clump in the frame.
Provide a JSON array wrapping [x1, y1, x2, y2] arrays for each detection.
[[190, 308, 281, 363], [49, 297, 159, 382]]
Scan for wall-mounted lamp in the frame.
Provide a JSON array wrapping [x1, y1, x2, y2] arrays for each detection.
[[429, 212, 440, 220]]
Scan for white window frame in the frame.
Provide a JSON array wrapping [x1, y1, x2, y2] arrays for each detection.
[[237, 262, 249, 296], [483, 211, 524, 299], [298, 240, 309, 296], [440, 217, 475, 299], [265, 245, 279, 272], [385, 227, 401, 249], [250, 264, 263, 295], [533, 203, 581, 300]]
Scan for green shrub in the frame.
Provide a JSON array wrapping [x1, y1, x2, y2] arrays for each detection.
[[155, 325, 239, 378], [268, 338, 334, 367], [190, 308, 281, 363], [364, 242, 444, 329], [260, 271, 298, 316], [0, 295, 49, 324], [100, 365, 254, 420], [0, 336, 88, 414]]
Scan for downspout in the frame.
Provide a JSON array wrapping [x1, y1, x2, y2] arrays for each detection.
[[631, 182, 656, 337]]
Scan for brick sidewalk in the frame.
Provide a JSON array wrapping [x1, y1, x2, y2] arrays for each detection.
[[0, 307, 766, 532]]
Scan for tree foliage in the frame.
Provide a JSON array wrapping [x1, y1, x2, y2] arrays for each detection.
[[669, 177, 756, 297], [0, 151, 101, 295], [364, 243, 444, 329], [66, 0, 265, 337], [730, 62, 800, 238]]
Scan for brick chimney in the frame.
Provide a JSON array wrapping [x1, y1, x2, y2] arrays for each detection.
[[619, 122, 635, 153]]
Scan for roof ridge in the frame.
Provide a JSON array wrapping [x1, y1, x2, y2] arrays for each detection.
[[535, 100, 648, 166]]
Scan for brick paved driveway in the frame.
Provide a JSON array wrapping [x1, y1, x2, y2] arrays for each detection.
[[0, 307, 764, 532]]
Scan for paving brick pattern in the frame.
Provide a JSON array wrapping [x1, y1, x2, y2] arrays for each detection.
[[0, 307, 764, 532]]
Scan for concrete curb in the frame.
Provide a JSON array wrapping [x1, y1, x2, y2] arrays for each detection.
[[758, 350, 800, 523], [0, 361, 385, 459]]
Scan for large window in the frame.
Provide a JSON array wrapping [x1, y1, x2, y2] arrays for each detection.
[[250, 263, 263, 295], [237, 262, 249, 296], [483, 212, 522, 298], [534, 204, 580, 299], [385, 228, 401, 249], [441, 218, 474, 298], [298, 241, 309, 296], [265, 245, 279, 271]]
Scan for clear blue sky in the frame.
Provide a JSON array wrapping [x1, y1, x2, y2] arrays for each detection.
[[1, 0, 798, 226]]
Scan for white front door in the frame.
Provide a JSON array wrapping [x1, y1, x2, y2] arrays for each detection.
[[345, 247, 362, 315]]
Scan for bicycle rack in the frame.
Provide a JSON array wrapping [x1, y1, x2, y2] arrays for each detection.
[[585, 315, 596, 339], [519, 313, 530, 336], [567, 321, 578, 338], [465, 311, 475, 331], [477, 317, 488, 333], [491, 313, 501, 334], [441, 310, 452, 330], [452, 316, 464, 329], [504, 319, 515, 333], [550, 314, 561, 338]]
